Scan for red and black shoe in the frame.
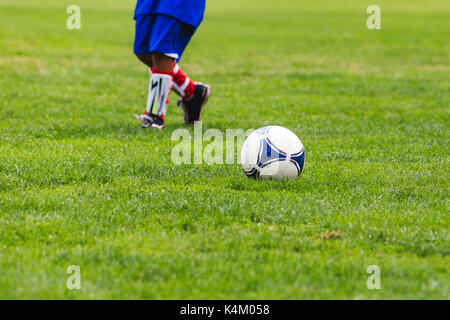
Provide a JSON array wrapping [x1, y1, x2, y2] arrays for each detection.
[[133, 113, 165, 129], [177, 82, 210, 124]]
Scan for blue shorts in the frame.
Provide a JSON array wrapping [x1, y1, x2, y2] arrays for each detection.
[[133, 14, 195, 62]]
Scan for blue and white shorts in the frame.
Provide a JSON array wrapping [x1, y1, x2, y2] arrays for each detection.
[[133, 14, 195, 62]]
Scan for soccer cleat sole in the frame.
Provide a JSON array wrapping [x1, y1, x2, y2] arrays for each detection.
[[150, 122, 165, 130], [133, 114, 165, 130]]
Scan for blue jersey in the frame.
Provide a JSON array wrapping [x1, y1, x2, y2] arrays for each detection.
[[134, 0, 206, 28]]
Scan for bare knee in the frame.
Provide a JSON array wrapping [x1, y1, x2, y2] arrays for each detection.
[[151, 52, 174, 72], [136, 54, 153, 68]]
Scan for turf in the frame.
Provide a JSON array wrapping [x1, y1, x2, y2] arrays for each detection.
[[0, 0, 449, 299]]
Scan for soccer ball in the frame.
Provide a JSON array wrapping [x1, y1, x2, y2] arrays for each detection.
[[240, 126, 305, 180]]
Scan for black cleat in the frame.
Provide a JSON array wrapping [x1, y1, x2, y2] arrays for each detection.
[[133, 113, 165, 129], [177, 82, 210, 124]]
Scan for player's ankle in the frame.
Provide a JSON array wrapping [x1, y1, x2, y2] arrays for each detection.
[[183, 93, 194, 101]]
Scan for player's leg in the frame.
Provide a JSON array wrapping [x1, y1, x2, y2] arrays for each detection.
[[140, 15, 210, 124], [133, 54, 174, 129], [141, 52, 174, 128], [133, 15, 171, 129], [133, 14, 210, 127], [134, 15, 182, 129], [135, 53, 190, 97], [151, 52, 174, 72], [172, 62, 195, 100], [135, 53, 153, 68], [176, 71, 210, 123], [134, 53, 171, 129], [171, 24, 210, 124]]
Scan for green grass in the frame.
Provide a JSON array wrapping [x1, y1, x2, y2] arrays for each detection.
[[0, 0, 449, 299]]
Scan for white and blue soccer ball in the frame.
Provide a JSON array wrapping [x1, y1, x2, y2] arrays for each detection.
[[240, 126, 305, 180]]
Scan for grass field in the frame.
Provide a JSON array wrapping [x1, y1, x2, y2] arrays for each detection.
[[0, 0, 449, 299]]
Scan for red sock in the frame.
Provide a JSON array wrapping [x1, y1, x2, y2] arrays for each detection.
[[172, 62, 195, 100], [151, 67, 174, 77]]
